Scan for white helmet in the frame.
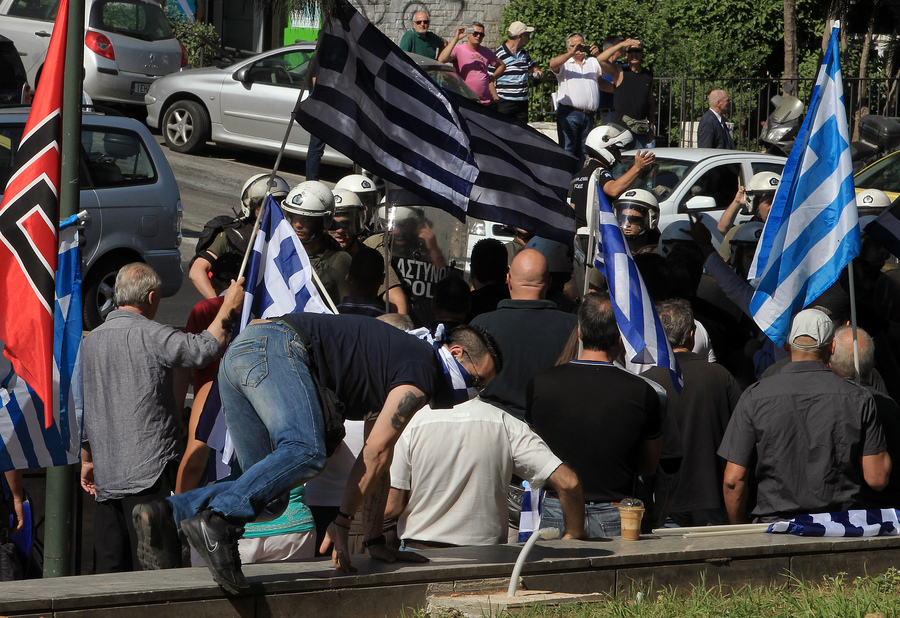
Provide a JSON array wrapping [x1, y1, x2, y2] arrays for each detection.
[[585, 124, 634, 167], [727, 222, 765, 268], [281, 180, 337, 229], [332, 188, 366, 232], [857, 189, 892, 215], [614, 189, 659, 235], [335, 173, 379, 196], [657, 221, 693, 258], [241, 174, 290, 218], [744, 172, 781, 215]]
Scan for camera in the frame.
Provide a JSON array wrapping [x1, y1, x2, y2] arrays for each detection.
[[577, 44, 591, 53], [464, 27, 475, 34]]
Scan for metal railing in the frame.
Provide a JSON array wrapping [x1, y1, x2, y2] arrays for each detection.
[[529, 76, 900, 149]]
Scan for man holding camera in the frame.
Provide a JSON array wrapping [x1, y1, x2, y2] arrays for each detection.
[[597, 38, 655, 149], [550, 33, 613, 161], [439, 22, 505, 105]]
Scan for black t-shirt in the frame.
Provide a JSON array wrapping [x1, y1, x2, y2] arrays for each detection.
[[613, 67, 653, 121], [569, 159, 614, 228], [526, 361, 662, 502], [280, 313, 448, 419]]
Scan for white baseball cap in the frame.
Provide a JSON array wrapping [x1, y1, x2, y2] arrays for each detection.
[[788, 308, 835, 350], [508, 21, 534, 36]]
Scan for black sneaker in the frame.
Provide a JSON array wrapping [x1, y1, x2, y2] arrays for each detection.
[[132, 499, 182, 570], [181, 509, 248, 594]]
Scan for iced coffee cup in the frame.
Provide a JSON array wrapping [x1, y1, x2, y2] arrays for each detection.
[[618, 498, 644, 541]]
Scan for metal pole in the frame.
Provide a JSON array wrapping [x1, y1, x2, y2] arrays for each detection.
[[847, 258, 861, 383], [44, 0, 84, 578]]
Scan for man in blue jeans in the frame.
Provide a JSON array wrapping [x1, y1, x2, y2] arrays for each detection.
[[134, 314, 500, 593], [526, 292, 663, 537]]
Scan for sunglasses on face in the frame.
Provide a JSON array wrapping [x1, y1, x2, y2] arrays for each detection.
[[627, 49, 643, 54], [471, 31, 485, 37], [463, 351, 487, 391], [620, 214, 645, 224], [415, 20, 429, 24]]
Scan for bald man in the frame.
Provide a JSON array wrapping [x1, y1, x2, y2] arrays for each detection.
[[398, 10, 446, 59], [697, 90, 734, 149], [471, 249, 577, 420]]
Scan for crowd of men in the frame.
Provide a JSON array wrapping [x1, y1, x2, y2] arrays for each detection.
[[4, 9, 898, 596]]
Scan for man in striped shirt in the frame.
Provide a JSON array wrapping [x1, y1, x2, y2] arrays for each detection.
[[491, 21, 541, 123]]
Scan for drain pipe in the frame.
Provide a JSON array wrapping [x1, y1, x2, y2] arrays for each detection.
[[507, 528, 560, 597]]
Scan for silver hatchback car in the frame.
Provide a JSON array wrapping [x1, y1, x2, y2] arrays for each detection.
[[0, 109, 183, 328], [0, 0, 185, 106]]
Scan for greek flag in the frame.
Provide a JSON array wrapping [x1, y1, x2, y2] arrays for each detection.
[[593, 186, 682, 390], [768, 509, 900, 537], [0, 215, 83, 471], [297, 0, 578, 244], [747, 23, 859, 346], [864, 200, 900, 259], [239, 195, 332, 324], [201, 196, 331, 470]]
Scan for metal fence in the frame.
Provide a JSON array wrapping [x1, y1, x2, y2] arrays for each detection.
[[528, 76, 900, 149]]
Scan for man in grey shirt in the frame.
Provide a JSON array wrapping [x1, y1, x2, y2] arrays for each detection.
[[80, 262, 243, 572]]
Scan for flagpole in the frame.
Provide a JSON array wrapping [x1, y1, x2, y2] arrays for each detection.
[[579, 172, 603, 358], [847, 259, 862, 382], [44, 0, 85, 578]]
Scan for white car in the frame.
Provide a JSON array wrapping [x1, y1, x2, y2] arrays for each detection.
[[610, 147, 786, 231], [0, 0, 185, 106]]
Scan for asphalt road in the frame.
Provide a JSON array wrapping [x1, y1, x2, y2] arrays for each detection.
[[149, 132, 349, 328]]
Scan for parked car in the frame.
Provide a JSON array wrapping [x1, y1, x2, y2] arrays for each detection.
[[145, 44, 479, 164], [610, 148, 786, 231], [0, 108, 183, 328], [0, 0, 186, 106], [0, 34, 31, 104], [854, 150, 900, 206]]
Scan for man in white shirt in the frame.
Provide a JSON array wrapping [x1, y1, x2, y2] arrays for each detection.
[[550, 33, 613, 161], [386, 397, 585, 547]]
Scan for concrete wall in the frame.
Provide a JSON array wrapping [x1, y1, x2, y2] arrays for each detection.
[[352, 0, 509, 50]]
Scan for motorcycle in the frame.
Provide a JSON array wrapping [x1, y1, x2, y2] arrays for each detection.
[[759, 84, 804, 156]]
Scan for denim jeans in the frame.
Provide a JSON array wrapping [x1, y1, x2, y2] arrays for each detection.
[[556, 105, 594, 162], [540, 496, 621, 538], [168, 322, 327, 530], [305, 135, 326, 181]]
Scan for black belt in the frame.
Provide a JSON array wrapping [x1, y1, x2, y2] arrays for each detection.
[[559, 103, 595, 116]]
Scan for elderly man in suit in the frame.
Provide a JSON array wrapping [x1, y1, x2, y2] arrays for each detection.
[[698, 90, 734, 149]]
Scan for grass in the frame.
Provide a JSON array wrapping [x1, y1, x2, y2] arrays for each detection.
[[413, 568, 900, 617]]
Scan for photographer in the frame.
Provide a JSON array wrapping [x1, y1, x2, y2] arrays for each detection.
[[438, 22, 505, 105], [550, 33, 613, 161], [597, 38, 656, 149]]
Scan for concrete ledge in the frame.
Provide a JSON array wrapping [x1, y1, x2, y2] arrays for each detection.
[[2, 533, 900, 617]]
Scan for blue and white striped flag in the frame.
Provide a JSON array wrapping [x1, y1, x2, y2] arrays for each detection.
[[239, 195, 332, 324], [297, 0, 578, 244], [747, 23, 859, 346], [593, 185, 682, 390], [768, 509, 900, 537], [201, 196, 332, 471], [1, 214, 83, 471]]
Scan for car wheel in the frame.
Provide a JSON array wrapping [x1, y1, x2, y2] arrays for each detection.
[[163, 100, 210, 154], [82, 257, 131, 330]]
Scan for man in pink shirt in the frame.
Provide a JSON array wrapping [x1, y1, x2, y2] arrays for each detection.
[[438, 21, 505, 105]]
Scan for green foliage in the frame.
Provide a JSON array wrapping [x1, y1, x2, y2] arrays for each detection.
[[164, 3, 222, 68], [501, 0, 833, 81]]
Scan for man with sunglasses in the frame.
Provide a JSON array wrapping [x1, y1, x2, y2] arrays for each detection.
[[598, 38, 656, 149], [438, 21, 506, 105], [399, 10, 446, 60]]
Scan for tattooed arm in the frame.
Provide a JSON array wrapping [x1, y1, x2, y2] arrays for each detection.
[[322, 385, 428, 571]]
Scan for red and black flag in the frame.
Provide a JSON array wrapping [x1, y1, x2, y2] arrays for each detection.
[[0, 0, 69, 426]]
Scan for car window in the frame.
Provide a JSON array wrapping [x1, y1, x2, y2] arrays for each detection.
[[246, 50, 314, 89], [0, 42, 28, 104], [82, 127, 156, 187], [89, 0, 174, 41], [855, 154, 900, 192], [424, 66, 480, 101], [611, 156, 697, 200], [751, 161, 784, 176], [0, 125, 23, 190], [679, 163, 742, 212], [6, 0, 59, 20]]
